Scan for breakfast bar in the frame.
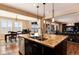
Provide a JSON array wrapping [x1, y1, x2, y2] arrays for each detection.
[[18, 34, 68, 55]]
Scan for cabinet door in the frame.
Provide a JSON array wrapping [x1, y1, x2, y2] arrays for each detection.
[[76, 36, 79, 43], [25, 40, 32, 55], [32, 43, 42, 55], [19, 37, 25, 55]]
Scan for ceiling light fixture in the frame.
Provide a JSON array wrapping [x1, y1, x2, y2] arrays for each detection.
[[43, 20, 45, 23], [16, 15, 18, 21], [36, 5, 39, 20], [52, 3, 55, 22]]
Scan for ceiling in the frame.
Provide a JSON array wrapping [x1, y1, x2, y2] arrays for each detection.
[[3, 3, 79, 23]]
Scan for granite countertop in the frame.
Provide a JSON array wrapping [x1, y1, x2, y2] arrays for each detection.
[[18, 34, 68, 48]]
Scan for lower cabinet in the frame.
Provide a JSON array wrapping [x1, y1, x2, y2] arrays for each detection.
[[25, 40, 42, 55], [43, 39, 67, 55], [31, 42, 42, 55], [19, 37, 25, 55], [68, 35, 79, 43], [19, 38, 67, 55]]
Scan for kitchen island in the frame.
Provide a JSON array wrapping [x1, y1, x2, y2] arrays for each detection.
[[18, 34, 68, 55]]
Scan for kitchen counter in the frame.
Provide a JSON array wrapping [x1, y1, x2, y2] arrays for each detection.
[[18, 34, 68, 48]]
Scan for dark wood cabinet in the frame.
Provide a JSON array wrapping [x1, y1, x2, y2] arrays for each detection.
[[19, 37, 67, 55], [61, 23, 79, 43], [31, 42, 42, 55], [25, 40, 32, 55], [43, 39, 67, 55], [62, 24, 66, 32], [19, 37, 42, 55]]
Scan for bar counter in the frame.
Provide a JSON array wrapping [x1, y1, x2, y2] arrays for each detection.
[[18, 34, 68, 48], [18, 34, 68, 55]]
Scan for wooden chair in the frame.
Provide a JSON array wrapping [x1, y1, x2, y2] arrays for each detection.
[[9, 32, 17, 42]]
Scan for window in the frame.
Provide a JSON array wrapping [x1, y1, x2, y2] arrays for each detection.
[[1, 19, 7, 33], [7, 20, 12, 31], [0, 18, 22, 34], [14, 21, 22, 31], [31, 22, 39, 32]]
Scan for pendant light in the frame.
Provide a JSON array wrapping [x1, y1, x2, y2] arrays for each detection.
[[36, 5, 39, 20], [16, 15, 18, 21], [43, 3, 46, 23], [52, 3, 55, 22], [41, 3, 46, 40]]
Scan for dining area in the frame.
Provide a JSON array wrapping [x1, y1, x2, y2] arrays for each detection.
[[0, 33, 19, 55]]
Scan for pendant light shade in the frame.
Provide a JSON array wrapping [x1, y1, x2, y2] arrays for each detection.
[[16, 15, 18, 21], [52, 18, 54, 22], [43, 20, 45, 23]]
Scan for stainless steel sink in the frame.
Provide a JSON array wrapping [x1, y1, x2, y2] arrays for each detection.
[[30, 36, 47, 41], [37, 38, 47, 41]]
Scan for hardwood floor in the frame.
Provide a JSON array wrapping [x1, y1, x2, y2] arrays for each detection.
[[0, 39, 19, 55], [67, 41, 79, 55], [0, 39, 79, 55]]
